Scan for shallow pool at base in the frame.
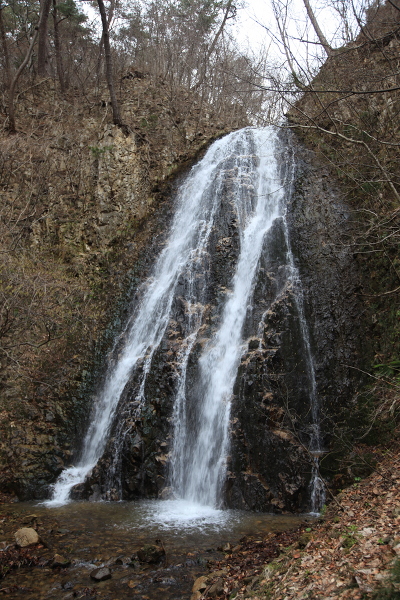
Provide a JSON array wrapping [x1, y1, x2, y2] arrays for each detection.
[[0, 500, 310, 600]]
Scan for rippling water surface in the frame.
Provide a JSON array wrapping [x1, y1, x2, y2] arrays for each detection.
[[1, 500, 306, 599]]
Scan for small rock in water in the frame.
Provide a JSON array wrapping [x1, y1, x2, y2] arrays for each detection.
[[88, 484, 101, 502], [159, 486, 174, 500], [22, 514, 39, 525], [137, 544, 165, 564], [14, 527, 40, 547], [161, 577, 177, 585], [52, 554, 71, 568], [129, 558, 141, 569], [62, 581, 75, 590], [90, 566, 112, 581]]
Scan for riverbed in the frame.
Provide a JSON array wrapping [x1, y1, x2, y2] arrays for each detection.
[[0, 500, 307, 599]]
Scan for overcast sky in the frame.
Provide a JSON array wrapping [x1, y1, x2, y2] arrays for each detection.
[[233, 0, 364, 60]]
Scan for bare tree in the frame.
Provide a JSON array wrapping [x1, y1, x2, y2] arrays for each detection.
[[0, 0, 11, 88], [270, 0, 311, 90], [8, 30, 39, 133], [97, 0, 128, 132], [192, 0, 235, 91], [302, 0, 334, 55], [52, 0, 66, 92]]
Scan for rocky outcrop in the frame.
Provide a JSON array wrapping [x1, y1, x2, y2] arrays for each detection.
[[0, 79, 367, 507], [75, 152, 245, 501]]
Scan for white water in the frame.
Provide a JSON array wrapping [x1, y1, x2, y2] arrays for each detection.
[[170, 128, 284, 506]]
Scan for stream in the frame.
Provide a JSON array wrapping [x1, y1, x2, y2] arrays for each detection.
[[0, 501, 307, 599]]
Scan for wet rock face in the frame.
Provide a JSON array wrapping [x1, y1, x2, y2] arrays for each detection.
[[285, 146, 365, 415], [226, 135, 365, 511], [227, 218, 313, 512], [76, 133, 365, 511]]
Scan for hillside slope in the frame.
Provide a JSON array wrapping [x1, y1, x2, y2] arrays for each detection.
[[192, 444, 400, 600]]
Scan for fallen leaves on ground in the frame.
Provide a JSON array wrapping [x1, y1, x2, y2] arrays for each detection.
[[196, 447, 400, 600]]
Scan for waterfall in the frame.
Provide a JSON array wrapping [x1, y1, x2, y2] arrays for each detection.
[[170, 129, 283, 506], [47, 126, 323, 512], [282, 214, 326, 514]]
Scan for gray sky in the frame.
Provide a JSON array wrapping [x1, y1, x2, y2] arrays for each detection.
[[233, 0, 364, 59]]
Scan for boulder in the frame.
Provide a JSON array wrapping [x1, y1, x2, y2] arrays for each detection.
[[14, 527, 39, 547], [90, 567, 112, 581]]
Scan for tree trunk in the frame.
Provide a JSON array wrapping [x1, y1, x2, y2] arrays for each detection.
[[52, 0, 65, 92], [37, 0, 52, 76], [192, 0, 233, 91], [302, 0, 333, 56], [8, 29, 39, 132], [96, 0, 115, 84], [96, 0, 127, 131], [0, 3, 11, 88], [272, 0, 309, 90]]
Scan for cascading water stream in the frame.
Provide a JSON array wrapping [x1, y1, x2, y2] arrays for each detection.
[[281, 216, 326, 513], [170, 129, 284, 506], [282, 148, 326, 513], [47, 126, 324, 513]]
